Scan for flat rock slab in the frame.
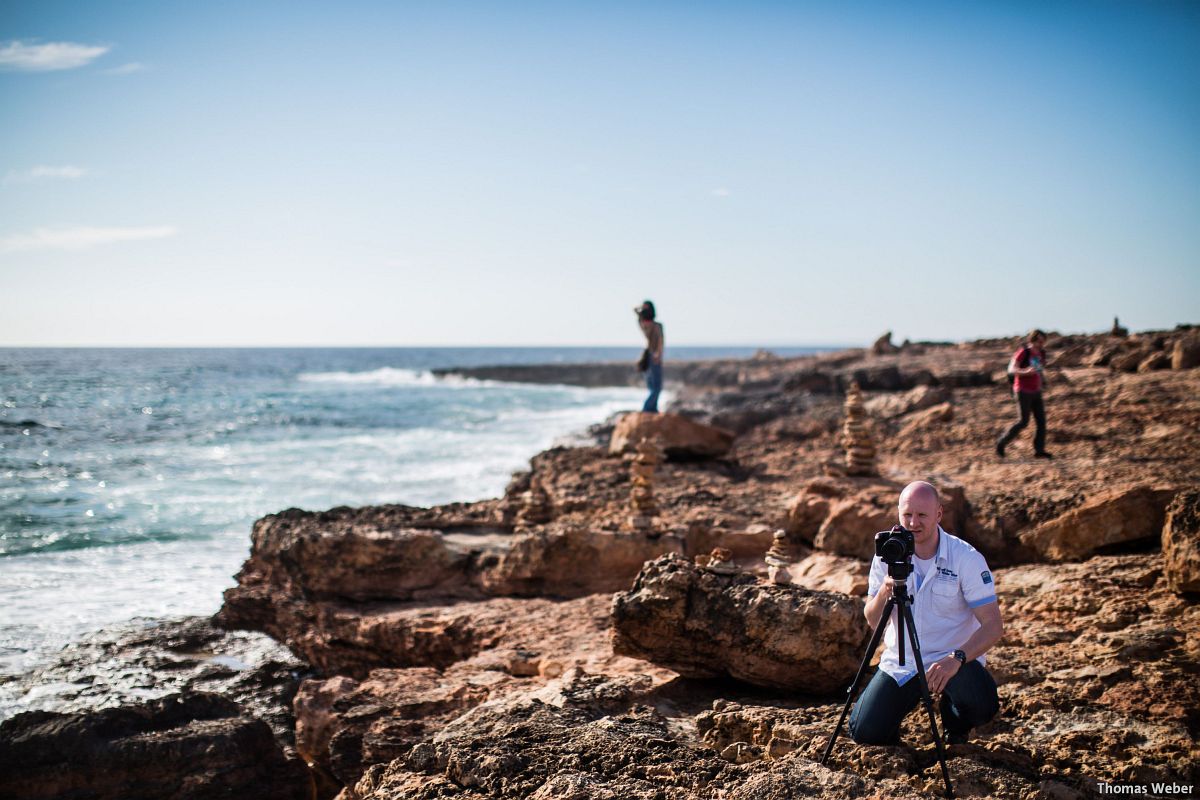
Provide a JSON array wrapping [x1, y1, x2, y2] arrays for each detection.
[[609, 411, 735, 459], [611, 555, 869, 694], [1018, 485, 1177, 561], [0, 692, 309, 800]]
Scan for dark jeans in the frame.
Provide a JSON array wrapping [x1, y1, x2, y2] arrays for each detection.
[[997, 390, 1046, 454], [642, 362, 663, 413], [848, 661, 999, 745]]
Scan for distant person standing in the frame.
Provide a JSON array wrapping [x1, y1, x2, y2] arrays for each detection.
[[996, 329, 1051, 459], [635, 301, 664, 413]]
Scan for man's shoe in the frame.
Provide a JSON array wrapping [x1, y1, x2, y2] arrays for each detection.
[[1034, 451, 1054, 459], [995, 442, 1005, 458], [946, 731, 968, 745]]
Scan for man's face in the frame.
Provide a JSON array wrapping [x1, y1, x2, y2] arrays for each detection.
[[899, 489, 942, 550]]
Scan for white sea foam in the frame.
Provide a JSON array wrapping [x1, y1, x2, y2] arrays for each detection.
[[297, 367, 490, 387]]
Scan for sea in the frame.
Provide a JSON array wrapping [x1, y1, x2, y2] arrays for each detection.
[[0, 345, 823, 697]]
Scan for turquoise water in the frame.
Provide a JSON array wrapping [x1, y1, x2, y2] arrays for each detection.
[[0, 346, 819, 679]]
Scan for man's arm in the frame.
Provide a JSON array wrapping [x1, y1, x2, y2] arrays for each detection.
[[925, 600, 1005, 693], [863, 576, 893, 630]]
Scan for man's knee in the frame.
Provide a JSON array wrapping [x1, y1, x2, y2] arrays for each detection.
[[849, 704, 901, 745], [946, 665, 999, 725]]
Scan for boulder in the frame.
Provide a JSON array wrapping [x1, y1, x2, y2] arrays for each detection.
[[896, 401, 954, 438], [863, 384, 950, 419], [813, 493, 895, 561], [786, 552, 869, 595], [1172, 336, 1200, 370], [1018, 486, 1178, 561], [478, 527, 685, 597], [784, 477, 847, 543], [1109, 344, 1158, 372], [0, 693, 309, 800], [609, 412, 734, 459], [1162, 490, 1200, 594], [1137, 351, 1172, 372], [611, 554, 869, 694], [871, 331, 900, 355]]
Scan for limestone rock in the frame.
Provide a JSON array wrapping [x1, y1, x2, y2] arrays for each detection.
[[0, 693, 309, 800], [609, 411, 734, 459], [863, 384, 949, 419], [1172, 335, 1200, 370], [871, 330, 900, 355], [611, 554, 869, 693], [1162, 489, 1200, 594], [786, 552, 870, 595], [896, 401, 954, 438], [1018, 485, 1178, 561], [479, 527, 685, 597], [1137, 351, 1172, 372], [813, 494, 895, 561]]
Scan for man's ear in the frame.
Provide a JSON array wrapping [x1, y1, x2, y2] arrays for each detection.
[[936, 505, 943, 525]]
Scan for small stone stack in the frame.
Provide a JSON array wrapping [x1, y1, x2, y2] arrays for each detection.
[[764, 530, 793, 585], [628, 438, 664, 534], [704, 547, 739, 574], [515, 478, 553, 529], [842, 382, 878, 476]]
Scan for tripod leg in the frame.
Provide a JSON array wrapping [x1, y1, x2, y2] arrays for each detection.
[[820, 596, 894, 765], [899, 602, 954, 799]]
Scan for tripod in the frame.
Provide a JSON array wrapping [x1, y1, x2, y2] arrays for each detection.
[[820, 575, 955, 799]]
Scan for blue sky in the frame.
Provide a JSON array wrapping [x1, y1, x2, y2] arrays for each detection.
[[2, 0, 1197, 346]]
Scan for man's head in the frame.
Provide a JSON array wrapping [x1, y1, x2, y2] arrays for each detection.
[[898, 481, 942, 553], [635, 300, 656, 321], [1027, 329, 1046, 347]]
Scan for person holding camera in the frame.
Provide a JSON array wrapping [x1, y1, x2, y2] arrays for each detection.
[[996, 328, 1051, 459], [634, 300, 664, 413], [849, 481, 1004, 746]]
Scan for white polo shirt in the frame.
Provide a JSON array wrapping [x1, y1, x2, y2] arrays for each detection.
[[866, 526, 997, 687]]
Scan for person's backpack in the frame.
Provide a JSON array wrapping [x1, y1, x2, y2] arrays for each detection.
[[636, 349, 650, 372]]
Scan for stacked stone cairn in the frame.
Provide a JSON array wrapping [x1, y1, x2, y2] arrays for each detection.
[[842, 381, 879, 476], [515, 477, 553, 530], [704, 547, 739, 575], [764, 530, 793, 585], [628, 437, 664, 534]]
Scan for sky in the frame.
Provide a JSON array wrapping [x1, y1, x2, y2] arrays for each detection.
[[1, 0, 1198, 347]]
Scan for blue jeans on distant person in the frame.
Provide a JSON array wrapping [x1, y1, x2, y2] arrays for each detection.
[[643, 362, 663, 413], [848, 661, 999, 744]]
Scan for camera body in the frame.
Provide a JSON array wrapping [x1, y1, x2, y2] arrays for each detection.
[[875, 524, 915, 580]]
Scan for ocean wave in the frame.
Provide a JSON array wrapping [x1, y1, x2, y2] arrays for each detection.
[[297, 367, 490, 388]]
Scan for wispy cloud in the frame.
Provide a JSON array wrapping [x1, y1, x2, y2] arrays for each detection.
[[0, 225, 178, 253], [105, 62, 146, 76], [710, 188, 731, 198], [3, 165, 90, 184], [0, 40, 111, 72]]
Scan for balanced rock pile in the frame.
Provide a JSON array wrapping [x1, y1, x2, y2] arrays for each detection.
[[841, 382, 878, 476], [627, 438, 664, 533], [515, 478, 553, 529], [764, 530, 793, 584]]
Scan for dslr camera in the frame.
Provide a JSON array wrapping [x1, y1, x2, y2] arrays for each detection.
[[874, 525, 915, 580]]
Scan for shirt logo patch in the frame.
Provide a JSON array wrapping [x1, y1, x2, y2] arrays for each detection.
[[981, 571, 993, 585]]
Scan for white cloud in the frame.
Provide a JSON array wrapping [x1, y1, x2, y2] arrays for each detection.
[[3, 165, 89, 184], [710, 188, 731, 197], [105, 62, 146, 76], [0, 40, 110, 72], [0, 225, 178, 253]]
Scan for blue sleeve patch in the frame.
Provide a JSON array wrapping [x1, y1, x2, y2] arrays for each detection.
[[968, 595, 997, 609], [981, 571, 993, 585]]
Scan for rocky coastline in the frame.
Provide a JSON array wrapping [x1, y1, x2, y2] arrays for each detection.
[[2, 326, 1198, 799]]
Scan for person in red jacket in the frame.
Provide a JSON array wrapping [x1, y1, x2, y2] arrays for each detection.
[[996, 329, 1051, 459]]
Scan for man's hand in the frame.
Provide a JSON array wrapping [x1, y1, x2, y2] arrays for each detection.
[[925, 656, 962, 693]]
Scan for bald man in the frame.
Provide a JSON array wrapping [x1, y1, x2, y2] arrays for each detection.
[[849, 481, 1004, 746]]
